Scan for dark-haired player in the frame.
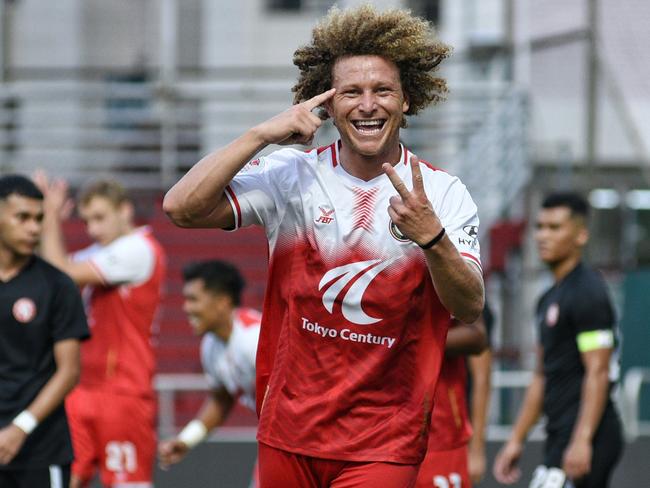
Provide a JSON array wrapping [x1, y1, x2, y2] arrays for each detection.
[[158, 260, 261, 487], [494, 193, 623, 488], [0, 175, 88, 488]]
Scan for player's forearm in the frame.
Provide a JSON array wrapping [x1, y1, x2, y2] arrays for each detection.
[[195, 396, 232, 433], [445, 323, 487, 356], [39, 213, 69, 270], [509, 373, 544, 444], [424, 238, 484, 323], [163, 128, 267, 227], [176, 395, 231, 450], [570, 368, 610, 444], [468, 350, 492, 443], [24, 340, 80, 424]]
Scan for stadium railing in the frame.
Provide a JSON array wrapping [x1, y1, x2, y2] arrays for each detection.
[[0, 74, 528, 231], [155, 369, 650, 442], [155, 370, 545, 443], [155, 373, 257, 442]]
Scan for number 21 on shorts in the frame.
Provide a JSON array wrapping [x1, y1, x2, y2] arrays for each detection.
[[433, 472, 462, 488], [105, 441, 138, 473]]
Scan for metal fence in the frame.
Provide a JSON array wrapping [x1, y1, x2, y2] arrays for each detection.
[[0, 73, 528, 230], [154, 368, 650, 442]]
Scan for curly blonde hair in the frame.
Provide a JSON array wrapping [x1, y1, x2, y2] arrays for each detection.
[[292, 4, 451, 125]]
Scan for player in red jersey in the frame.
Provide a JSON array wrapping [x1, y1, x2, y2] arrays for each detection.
[[163, 5, 484, 487], [416, 308, 492, 488], [37, 176, 166, 488]]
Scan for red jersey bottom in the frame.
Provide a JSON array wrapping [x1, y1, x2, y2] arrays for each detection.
[[258, 442, 419, 488], [415, 444, 470, 488], [66, 387, 156, 485]]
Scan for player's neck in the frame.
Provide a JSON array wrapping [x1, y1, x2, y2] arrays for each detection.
[[214, 315, 234, 342], [338, 141, 402, 181], [550, 253, 581, 283], [101, 224, 136, 246], [0, 247, 31, 282], [122, 223, 135, 236]]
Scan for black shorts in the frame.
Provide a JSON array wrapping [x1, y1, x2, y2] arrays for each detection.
[[544, 409, 623, 488], [0, 464, 70, 488]]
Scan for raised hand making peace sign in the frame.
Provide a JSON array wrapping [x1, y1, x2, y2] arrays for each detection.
[[255, 88, 336, 147], [382, 154, 444, 248]]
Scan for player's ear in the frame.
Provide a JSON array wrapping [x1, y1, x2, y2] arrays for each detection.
[[120, 201, 134, 223], [576, 225, 589, 247]]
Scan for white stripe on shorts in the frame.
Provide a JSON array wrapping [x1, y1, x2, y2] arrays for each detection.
[[48, 465, 62, 488]]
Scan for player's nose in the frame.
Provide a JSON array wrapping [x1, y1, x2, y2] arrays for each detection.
[[357, 92, 377, 113]]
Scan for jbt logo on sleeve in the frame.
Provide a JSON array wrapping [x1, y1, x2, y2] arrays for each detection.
[[318, 258, 397, 325]]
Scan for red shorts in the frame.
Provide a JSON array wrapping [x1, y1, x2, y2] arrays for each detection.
[[258, 442, 419, 488], [66, 387, 156, 486], [415, 444, 470, 488]]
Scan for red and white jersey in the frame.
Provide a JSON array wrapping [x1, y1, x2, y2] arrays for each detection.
[[73, 226, 166, 397], [427, 355, 472, 453], [225, 141, 481, 464], [200, 308, 261, 411]]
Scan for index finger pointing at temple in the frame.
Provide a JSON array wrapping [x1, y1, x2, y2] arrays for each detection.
[[303, 88, 336, 111]]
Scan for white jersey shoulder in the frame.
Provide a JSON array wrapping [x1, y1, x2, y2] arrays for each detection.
[[227, 142, 480, 268], [200, 308, 261, 411], [73, 227, 156, 286]]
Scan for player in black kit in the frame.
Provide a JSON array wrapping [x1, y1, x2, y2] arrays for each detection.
[[0, 175, 89, 488], [493, 192, 622, 488]]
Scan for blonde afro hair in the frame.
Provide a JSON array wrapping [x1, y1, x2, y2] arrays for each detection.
[[292, 4, 451, 123]]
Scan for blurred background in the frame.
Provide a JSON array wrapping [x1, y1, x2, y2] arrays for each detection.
[[1, 0, 648, 486]]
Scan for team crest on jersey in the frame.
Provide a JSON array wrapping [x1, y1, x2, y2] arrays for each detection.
[[546, 303, 559, 327], [13, 297, 37, 323], [388, 220, 410, 243], [318, 258, 397, 325], [315, 206, 335, 225]]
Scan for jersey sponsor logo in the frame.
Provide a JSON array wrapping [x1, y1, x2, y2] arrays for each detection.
[[315, 206, 335, 224], [240, 158, 262, 173], [388, 220, 410, 243], [546, 303, 559, 327], [12, 297, 36, 323], [318, 258, 397, 325], [301, 316, 397, 348], [460, 225, 480, 250], [463, 225, 478, 238]]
